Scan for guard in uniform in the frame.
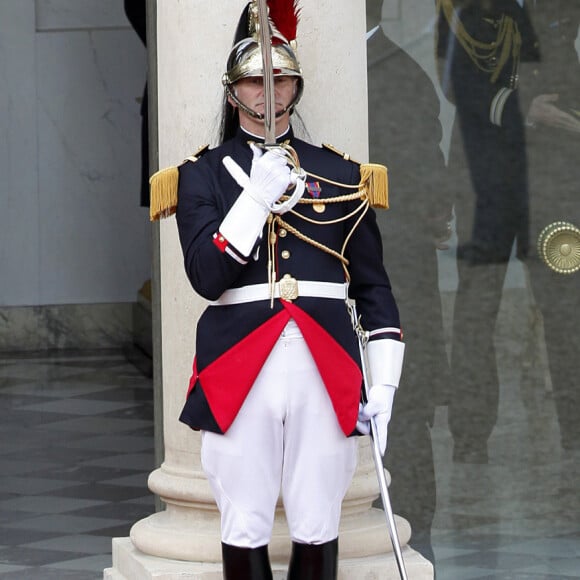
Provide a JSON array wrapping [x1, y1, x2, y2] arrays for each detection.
[[150, 2, 405, 579], [435, 0, 539, 462]]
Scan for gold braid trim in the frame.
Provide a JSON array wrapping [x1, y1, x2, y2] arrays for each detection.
[[306, 171, 361, 189], [437, 0, 521, 85], [287, 197, 369, 226], [306, 166, 388, 209], [292, 191, 366, 205], [341, 200, 370, 281], [275, 216, 349, 266], [272, 197, 371, 282]]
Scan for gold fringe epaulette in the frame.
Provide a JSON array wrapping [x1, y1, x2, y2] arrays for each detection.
[[322, 143, 389, 209], [359, 163, 389, 209], [149, 166, 178, 221], [149, 145, 209, 221]]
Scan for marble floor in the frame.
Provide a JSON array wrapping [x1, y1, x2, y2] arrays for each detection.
[[429, 406, 580, 580], [0, 349, 155, 579], [0, 344, 578, 579], [427, 289, 580, 579]]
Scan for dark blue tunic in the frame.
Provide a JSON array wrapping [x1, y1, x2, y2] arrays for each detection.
[[176, 127, 401, 435]]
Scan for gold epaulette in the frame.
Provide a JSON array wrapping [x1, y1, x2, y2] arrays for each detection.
[[359, 163, 389, 209], [322, 143, 389, 210], [322, 143, 360, 163], [149, 145, 209, 221]]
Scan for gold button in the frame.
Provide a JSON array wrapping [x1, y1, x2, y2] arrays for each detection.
[[281, 250, 291, 259], [279, 228, 287, 238]]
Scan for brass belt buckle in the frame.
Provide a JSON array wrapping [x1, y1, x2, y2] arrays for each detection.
[[279, 274, 299, 302]]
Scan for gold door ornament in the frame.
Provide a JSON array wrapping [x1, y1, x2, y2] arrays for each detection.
[[537, 221, 580, 274]]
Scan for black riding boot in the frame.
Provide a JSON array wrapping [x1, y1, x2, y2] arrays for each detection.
[[221, 543, 273, 580], [286, 538, 338, 580]]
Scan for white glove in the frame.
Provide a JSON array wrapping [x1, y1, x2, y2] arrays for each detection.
[[219, 145, 293, 257], [356, 384, 396, 456], [224, 144, 292, 209]]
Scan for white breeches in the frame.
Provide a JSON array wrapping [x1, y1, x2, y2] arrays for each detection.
[[201, 319, 358, 548]]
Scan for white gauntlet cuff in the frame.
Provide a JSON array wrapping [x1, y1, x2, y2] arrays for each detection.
[[490, 87, 514, 127], [219, 189, 270, 258], [367, 339, 405, 388]]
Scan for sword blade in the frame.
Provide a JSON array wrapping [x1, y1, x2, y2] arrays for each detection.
[[350, 302, 409, 580], [256, 0, 276, 145]]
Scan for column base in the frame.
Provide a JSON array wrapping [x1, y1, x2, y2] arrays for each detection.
[[130, 488, 414, 563], [104, 537, 433, 580]]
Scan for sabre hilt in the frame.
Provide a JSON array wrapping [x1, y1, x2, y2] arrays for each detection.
[[257, 142, 306, 214]]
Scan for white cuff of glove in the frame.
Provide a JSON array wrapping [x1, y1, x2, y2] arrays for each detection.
[[218, 190, 269, 258], [356, 384, 396, 455], [489, 87, 514, 127], [367, 339, 405, 388]]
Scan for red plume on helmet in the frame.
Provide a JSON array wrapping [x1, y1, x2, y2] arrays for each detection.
[[221, 0, 304, 138], [268, 0, 301, 44]]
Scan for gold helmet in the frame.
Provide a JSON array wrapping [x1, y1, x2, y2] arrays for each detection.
[[222, 0, 304, 120]]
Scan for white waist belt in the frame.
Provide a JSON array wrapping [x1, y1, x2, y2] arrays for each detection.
[[209, 280, 349, 306]]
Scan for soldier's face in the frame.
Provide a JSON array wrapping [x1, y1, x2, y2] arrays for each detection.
[[231, 76, 297, 135]]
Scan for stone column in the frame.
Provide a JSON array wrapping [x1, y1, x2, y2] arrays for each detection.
[[105, 1, 433, 578]]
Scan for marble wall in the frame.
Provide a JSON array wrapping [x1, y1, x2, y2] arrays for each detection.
[[0, 0, 151, 349], [0, 303, 133, 351]]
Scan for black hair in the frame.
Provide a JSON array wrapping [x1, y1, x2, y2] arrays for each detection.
[[218, 3, 251, 143], [219, 95, 240, 144]]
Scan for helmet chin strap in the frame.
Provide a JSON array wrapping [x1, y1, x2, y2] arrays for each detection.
[[225, 83, 296, 121]]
